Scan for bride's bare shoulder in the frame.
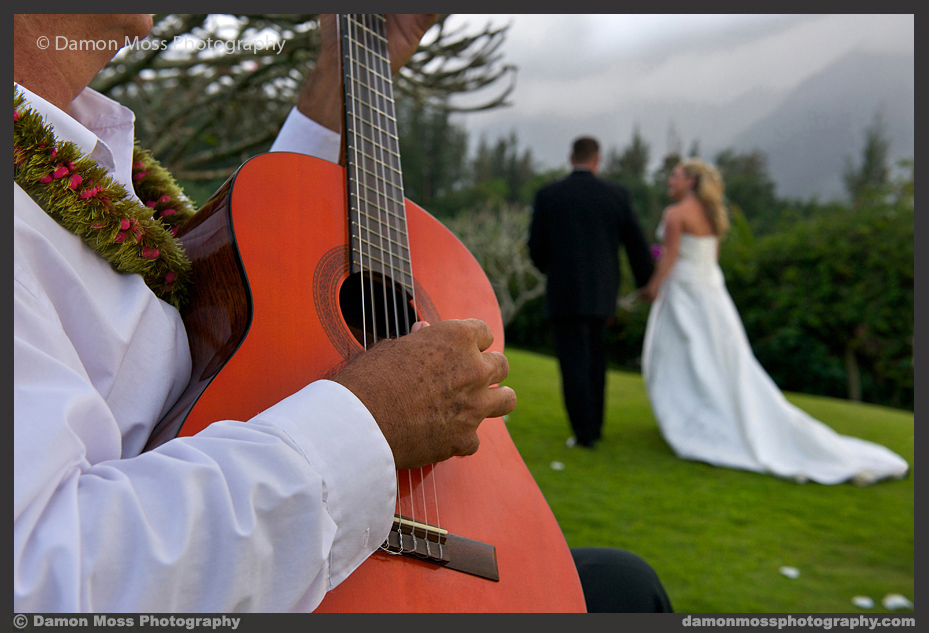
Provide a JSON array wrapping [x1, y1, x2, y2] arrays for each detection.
[[661, 201, 692, 227], [667, 198, 714, 236], [661, 201, 685, 221]]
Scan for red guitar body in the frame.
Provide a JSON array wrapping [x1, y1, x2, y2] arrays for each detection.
[[151, 152, 585, 612]]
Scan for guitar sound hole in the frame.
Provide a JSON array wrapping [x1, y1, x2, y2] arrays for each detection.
[[339, 272, 419, 347]]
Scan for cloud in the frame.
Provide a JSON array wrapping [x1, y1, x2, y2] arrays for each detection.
[[445, 14, 913, 168]]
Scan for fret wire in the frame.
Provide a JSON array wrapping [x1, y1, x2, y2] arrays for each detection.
[[367, 151, 400, 193], [349, 59, 391, 82], [347, 63, 394, 91], [346, 15, 388, 45], [353, 181, 401, 206], [349, 253, 413, 277], [346, 14, 413, 538], [350, 199, 407, 224], [351, 96, 397, 140], [350, 222, 412, 256], [351, 93, 396, 129], [350, 202, 408, 226], [369, 16, 407, 343], [351, 243, 411, 267], [348, 31, 390, 61], [352, 73, 394, 137], [349, 200, 408, 226], [346, 266, 414, 294], [361, 14, 408, 337], [351, 139, 402, 166], [348, 122, 400, 152], [351, 240, 412, 267], [352, 187, 404, 212], [348, 125, 403, 175], [347, 257, 414, 285], [349, 108, 401, 146], [349, 62, 387, 93], [353, 165, 402, 190], [358, 14, 398, 345], [353, 114, 400, 140], [343, 15, 415, 337], [349, 66, 391, 102], [347, 76, 395, 104], [355, 168, 403, 194], [349, 13, 427, 534], [344, 14, 376, 349]]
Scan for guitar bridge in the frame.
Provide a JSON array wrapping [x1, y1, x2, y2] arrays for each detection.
[[380, 514, 499, 581]]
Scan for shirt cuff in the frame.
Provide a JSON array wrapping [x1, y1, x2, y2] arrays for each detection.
[[249, 379, 396, 589], [270, 107, 341, 163]]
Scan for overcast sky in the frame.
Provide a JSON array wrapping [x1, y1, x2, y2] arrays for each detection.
[[442, 14, 914, 169]]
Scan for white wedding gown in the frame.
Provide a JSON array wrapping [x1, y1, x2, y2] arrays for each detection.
[[641, 229, 909, 485]]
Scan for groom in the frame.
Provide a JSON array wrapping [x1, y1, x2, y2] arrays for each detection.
[[529, 136, 654, 449]]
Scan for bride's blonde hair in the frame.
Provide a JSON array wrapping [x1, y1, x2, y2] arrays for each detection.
[[679, 159, 729, 237]]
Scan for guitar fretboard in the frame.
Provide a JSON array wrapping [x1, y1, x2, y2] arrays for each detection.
[[341, 14, 413, 295]]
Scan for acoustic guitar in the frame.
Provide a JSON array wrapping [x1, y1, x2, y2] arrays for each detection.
[[146, 14, 585, 613]]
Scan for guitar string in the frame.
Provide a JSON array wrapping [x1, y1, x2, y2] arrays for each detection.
[[382, 15, 428, 548], [348, 15, 412, 551], [380, 21, 438, 540], [374, 15, 441, 542], [359, 23, 381, 358], [365, 16, 402, 351], [342, 16, 369, 353], [361, 15, 431, 542], [355, 15, 409, 544], [387, 15, 438, 540], [347, 15, 444, 554], [353, 17, 380, 357], [370, 14, 439, 549]]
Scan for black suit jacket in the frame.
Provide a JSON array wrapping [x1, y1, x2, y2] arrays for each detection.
[[528, 170, 654, 318]]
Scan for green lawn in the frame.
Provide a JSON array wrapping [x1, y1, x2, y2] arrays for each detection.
[[501, 348, 915, 614]]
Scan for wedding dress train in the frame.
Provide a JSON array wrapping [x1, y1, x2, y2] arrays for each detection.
[[641, 231, 909, 484]]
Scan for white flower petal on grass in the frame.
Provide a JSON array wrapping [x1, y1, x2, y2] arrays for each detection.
[[881, 594, 913, 610]]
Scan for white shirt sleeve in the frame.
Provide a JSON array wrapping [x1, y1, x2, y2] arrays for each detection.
[[14, 341, 395, 612], [14, 154, 394, 611], [269, 107, 341, 163]]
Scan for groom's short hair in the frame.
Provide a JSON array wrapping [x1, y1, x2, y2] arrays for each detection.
[[571, 137, 600, 163]]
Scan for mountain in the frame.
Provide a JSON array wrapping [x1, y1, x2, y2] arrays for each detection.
[[714, 51, 914, 201]]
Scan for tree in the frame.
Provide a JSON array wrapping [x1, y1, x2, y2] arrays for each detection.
[[654, 150, 682, 187], [91, 14, 515, 189], [603, 125, 649, 179], [466, 132, 538, 210], [444, 204, 545, 328], [396, 98, 469, 212], [723, 165, 914, 409], [649, 151, 683, 212], [844, 112, 891, 203], [687, 139, 701, 159], [665, 121, 683, 159], [602, 127, 658, 235], [714, 148, 782, 235]]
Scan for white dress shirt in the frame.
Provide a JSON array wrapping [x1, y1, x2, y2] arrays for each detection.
[[14, 85, 396, 612]]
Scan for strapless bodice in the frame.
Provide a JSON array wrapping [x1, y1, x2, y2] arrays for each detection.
[[657, 223, 723, 286], [678, 233, 718, 266]]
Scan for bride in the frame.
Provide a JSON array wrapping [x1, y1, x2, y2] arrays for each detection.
[[639, 159, 908, 485]]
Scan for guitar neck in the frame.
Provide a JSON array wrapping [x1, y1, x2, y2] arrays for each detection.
[[340, 14, 413, 294]]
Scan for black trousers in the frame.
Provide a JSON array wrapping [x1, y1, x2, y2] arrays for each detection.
[[571, 547, 674, 613], [552, 316, 609, 447]]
